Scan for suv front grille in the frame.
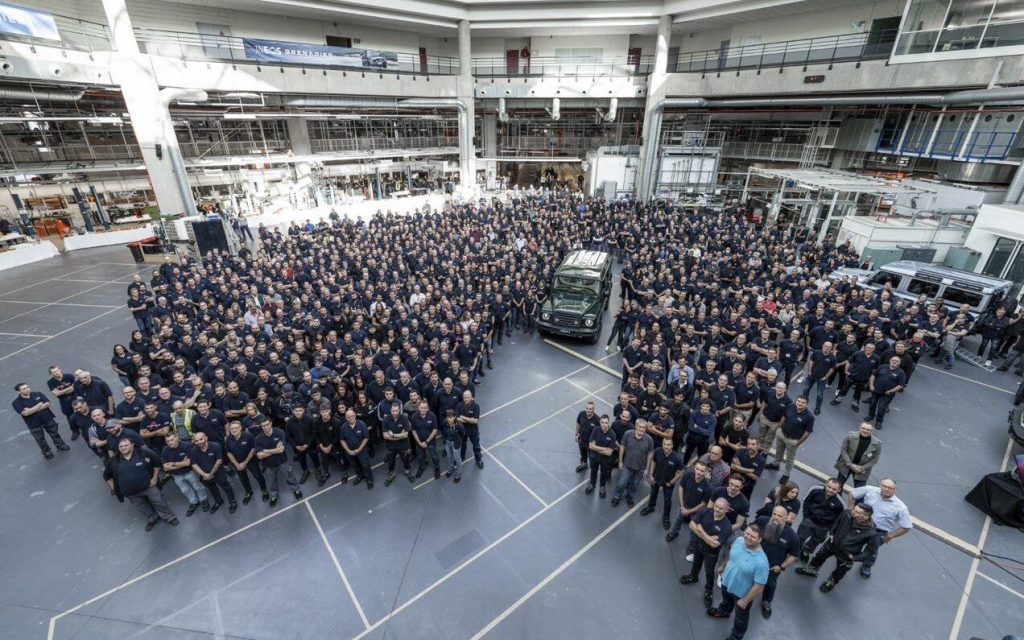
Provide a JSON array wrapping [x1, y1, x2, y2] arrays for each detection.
[[553, 312, 581, 327]]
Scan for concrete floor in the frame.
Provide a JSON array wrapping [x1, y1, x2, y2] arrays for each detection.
[[0, 245, 1022, 640]]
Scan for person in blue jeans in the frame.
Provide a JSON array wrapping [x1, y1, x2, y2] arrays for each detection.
[[803, 342, 837, 416], [610, 419, 653, 508]]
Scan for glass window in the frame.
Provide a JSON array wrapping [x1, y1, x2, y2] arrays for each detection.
[[870, 271, 903, 287], [1004, 245, 1024, 300], [907, 278, 941, 297], [906, 0, 953, 31], [983, 237, 1017, 277], [946, 0, 996, 27], [942, 287, 983, 307]]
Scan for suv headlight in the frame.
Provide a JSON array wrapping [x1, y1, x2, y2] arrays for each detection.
[[584, 318, 595, 327], [541, 312, 551, 321]]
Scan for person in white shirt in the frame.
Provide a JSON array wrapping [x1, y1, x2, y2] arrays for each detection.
[[409, 285, 426, 308], [848, 478, 912, 579]]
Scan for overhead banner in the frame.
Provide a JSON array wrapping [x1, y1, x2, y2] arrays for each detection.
[[242, 38, 398, 69], [0, 2, 60, 41]]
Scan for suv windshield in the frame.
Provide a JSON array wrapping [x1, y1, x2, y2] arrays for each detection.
[[554, 275, 600, 297]]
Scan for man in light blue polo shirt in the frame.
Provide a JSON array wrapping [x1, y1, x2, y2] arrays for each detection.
[[708, 523, 770, 640], [849, 478, 912, 579]]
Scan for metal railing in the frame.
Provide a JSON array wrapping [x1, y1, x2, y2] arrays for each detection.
[[133, 29, 459, 75], [721, 141, 807, 162], [309, 136, 455, 153], [0, 143, 138, 164], [471, 54, 654, 77], [179, 140, 291, 157], [0, 13, 110, 53], [672, 30, 898, 74]]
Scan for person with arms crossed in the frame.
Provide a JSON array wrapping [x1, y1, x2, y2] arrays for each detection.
[[104, 437, 178, 531], [12, 382, 70, 459], [641, 435, 684, 529]]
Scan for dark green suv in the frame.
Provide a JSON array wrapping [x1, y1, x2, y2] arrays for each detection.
[[537, 249, 613, 344]]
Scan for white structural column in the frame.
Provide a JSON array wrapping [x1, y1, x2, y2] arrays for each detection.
[[636, 15, 672, 199], [101, 0, 200, 217], [457, 19, 476, 189], [286, 118, 317, 208]]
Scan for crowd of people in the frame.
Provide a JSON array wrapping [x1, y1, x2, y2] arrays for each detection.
[[13, 186, 992, 639]]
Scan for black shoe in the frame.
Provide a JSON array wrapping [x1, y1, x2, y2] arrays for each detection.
[[599, 487, 606, 499], [585, 484, 595, 495], [43, 451, 54, 459], [813, 407, 821, 415], [293, 490, 303, 499], [487, 362, 493, 370], [434, 468, 441, 480], [476, 458, 484, 469], [707, 608, 729, 619], [415, 466, 426, 478], [353, 475, 364, 485], [829, 399, 841, 406], [795, 566, 819, 577], [453, 474, 461, 483], [679, 575, 698, 584], [384, 474, 396, 487], [764, 461, 780, 470], [662, 516, 671, 530], [317, 474, 327, 487], [339, 474, 347, 485], [666, 531, 679, 542], [875, 422, 884, 430], [610, 497, 620, 507], [145, 519, 158, 531], [200, 500, 210, 512], [228, 502, 237, 514], [625, 495, 634, 508], [299, 470, 310, 485], [479, 370, 486, 378], [820, 578, 836, 593], [56, 442, 71, 451], [261, 491, 270, 502], [243, 492, 253, 505], [406, 472, 416, 483], [761, 601, 772, 619], [997, 366, 1009, 371], [269, 496, 278, 506], [167, 518, 179, 526], [445, 469, 453, 478], [71, 431, 81, 441], [367, 481, 374, 489], [851, 403, 860, 413], [209, 501, 223, 514], [640, 505, 655, 516], [703, 590, 713, 608], [800, 547, 809, 563], [575, 462, 588, 473], [186, 503, 199, 517], [778, 475, 790, 486]]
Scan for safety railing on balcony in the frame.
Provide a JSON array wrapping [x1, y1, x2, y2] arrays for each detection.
[[721, 141, 807, 162], [179, 140, 291, 157], [471, 54, 654, 77], [0, 143, 139, 165], [134, 29, 459, 75], [0, 12, 110, 54], [309, 136, 456, 153], [672, 30, 898, 74]]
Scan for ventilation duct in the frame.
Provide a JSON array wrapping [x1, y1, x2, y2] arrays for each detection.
[[281, 96, 398, 109], [0, 87, 85, 102], [605, 98, 618, 123], [549, 97, 560, 121], [498, 97, 508, 123]]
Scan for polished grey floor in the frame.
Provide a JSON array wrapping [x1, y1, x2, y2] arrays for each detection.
[[0, 245, 1021, 640]]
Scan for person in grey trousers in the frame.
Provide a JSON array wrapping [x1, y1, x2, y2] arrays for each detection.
[[611, 419, 654, 508], [254, 417, 302, 506], [160, 431, 210, 516], [834, 422, 882, 489], [103, 437, 178, 531]]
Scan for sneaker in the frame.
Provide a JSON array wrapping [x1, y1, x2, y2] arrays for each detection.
[[434, 468, 441, 480], [71, 431, 81, 441], [640, 505, 655, 516], [585, 484, 595, 495], [228, 502, 237, 514], [200, 501, 210, 512], [778, 475, 790, 486], [269, 496, 278, 506], [317, 474, 327, 488], [985, 360, 992, 367], [686, 553, 694, 562], [384, 475, 396, 487], [476, 458, 484, 469], [167, 518, 179, 526], [761, 601, 772, 619], [56, 443, 71, 451], [261, 491, 270, 502], [243, 492, 253, 505], [599, 487, 606, 499], [605, 345, 610, 352], [764, 461, 781, 471], [813, 407, 821, 415], [610, 497, 620, 507], [820, 578, 836, 593], [445, 469, 453, 478], [299, 470, 310, 485], [405, 472, 416, 483], [43, 451, 54, 460], [829, 398, 841, 406], [415, 466, 426, 479], [625, 495, 635, 508], [679, 575, 698, 585], [666, 531, 679, 542], [185, 503, 199, 517], [851, 403, 860, 413], [861, 566, 872, 580], [703, 590, 713, 608], [575, 462, 588, 473], [707, 608, 729, 619], [293, 490, 303, 499], [662, 516, 671, 530], [209, 501, 223, 514], [145, 519, 158, 531], [795, 566, 818, 577], [453, 474, 461, 483]]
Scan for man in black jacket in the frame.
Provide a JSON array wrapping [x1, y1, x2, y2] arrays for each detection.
[[795, 503, 879, 592], [104, 437, 178, 531], [796, 478, 845, 562]]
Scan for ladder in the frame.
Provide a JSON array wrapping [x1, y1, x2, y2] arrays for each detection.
[[954, 346, 998, 372]]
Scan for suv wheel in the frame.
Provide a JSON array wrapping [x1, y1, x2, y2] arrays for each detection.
[[586, 325, 600, 345]]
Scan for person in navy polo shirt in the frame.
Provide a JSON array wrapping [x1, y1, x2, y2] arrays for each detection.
[[190, 431, 237, 514], [340, 409, 373, 489], [104, 437, 178, 531], [12, 383, 70, 459], [411, 399, 440, 480], [866, 355, 906, 430], [574, 401, 601, 473], [764, 395, 814, 486], [46, 365, 78, 438], [666, 460, 713, 542], [753, 505, 800, 619], [680, 497, 734, 609], [225, 421, 268, 503], [73, 371, 114, 417], [641, 435, 684, 529], [255, 417, 303, 504]]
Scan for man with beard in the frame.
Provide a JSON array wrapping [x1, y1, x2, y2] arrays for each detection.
[[753, 505, 799, 619], [795, 503, 879, 592], [796, 477, 846, 562]]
